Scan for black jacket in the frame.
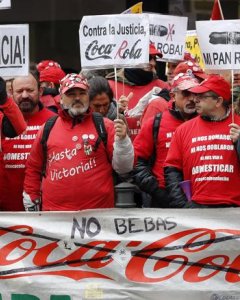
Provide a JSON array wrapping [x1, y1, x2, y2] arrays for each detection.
[[164, 166, 188, 208], [132, 101, 193, 195]]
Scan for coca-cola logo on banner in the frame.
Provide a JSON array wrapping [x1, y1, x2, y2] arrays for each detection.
[[0, 210, 239, 299]]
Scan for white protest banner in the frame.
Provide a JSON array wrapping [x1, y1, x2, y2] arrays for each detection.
[[0, 208, 239, 300], [79, 14, 149, 69], [196, 20, 240, 70], [148, 13, 188, 62], [0, 24, 29, 77], [0, 0, 11, 9]]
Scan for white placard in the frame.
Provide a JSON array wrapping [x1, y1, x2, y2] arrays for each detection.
[[0, 24, 29, 77], [148, 13, 188, 61], [196, 20, 240, 70], [79, 14, 149, 69], [0, 0, 11, 9]]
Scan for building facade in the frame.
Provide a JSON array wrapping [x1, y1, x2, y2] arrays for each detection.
[[0, 0, 238, 73]]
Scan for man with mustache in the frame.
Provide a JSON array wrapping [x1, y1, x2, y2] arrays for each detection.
[[0, 73, 55, 211], [133, 73, 200, 208], [23, 73, 134, 211]]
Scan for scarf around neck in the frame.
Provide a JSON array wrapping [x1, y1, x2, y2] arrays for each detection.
[[124, 68, 154, 86]]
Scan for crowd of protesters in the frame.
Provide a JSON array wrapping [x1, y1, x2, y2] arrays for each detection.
[[1, 42, 240, 212]]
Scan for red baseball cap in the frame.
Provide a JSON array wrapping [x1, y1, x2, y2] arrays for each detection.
[[40, 67, 66, 84], [188, 74, 231, 101], [171, 73, 200, 91], [149, 43, 163, 58], [59, 73, 89, 94], [37, 60, 66, 84], [37, 60, 62, 72], [173, 60, 207, 80]]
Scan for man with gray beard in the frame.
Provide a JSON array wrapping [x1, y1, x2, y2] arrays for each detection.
[[0, 73, 55, 211], [23, 73, 134, 211]]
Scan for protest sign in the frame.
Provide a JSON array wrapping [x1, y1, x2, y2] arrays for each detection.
[[196, 20, 240, 70], [79, 14, 149, 69], [0, 0, 11, 9], [0, 24, 29, 77], [0, 208, 239, 299], [185, 30, 205, 69], [148, 13, 188, 62], [122, 1, 142, 14]]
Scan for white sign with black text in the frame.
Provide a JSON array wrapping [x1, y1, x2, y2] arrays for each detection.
[[196, 20, 240, 70], [0, 24, 29, 77], [148, 13, 188, 62], [0, 0, 11, 9], [79, 14, 149, 69]]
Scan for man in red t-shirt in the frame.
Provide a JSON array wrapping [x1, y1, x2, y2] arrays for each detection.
[[0, 73, 56, 211], [140, 60, 207, 126], [164, 74, 240, 208], [23, 73, 134, 211], [133, 73, 200, 208]]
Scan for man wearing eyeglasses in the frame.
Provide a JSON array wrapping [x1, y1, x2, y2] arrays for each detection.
[[133, 73, 200, 208], [164, 74, 240, 208]]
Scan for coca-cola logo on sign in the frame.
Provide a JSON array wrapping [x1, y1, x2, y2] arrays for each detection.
[[85, 39, 142, 61]]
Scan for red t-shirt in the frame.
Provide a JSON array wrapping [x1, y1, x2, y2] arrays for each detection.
[[24, 113, 115, 211], [165, 114, 240, 205], [0, 107, 55, 211]]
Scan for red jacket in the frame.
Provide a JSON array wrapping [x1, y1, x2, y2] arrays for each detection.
[[0, 106, 55, 211], [0, 97, 27, 137], [108, 79, 169, 141], [40, 94, 58, 109], [140, 97, 169, 126], [24, 110, 116, 211], [134, 106, 185, 188], [108, 79, 169, 110]]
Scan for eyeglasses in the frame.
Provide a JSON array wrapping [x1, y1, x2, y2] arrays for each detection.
[[195, 94, 218, 101]]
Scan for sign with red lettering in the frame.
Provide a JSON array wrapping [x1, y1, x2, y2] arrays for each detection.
[[196, 20, 240, 70], [0, 24, 29, 77], [0, 209, 239, 299], [79, 14, 149, 69]]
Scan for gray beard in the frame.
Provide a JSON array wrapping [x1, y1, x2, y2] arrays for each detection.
[[61, 103, 88, 117]]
